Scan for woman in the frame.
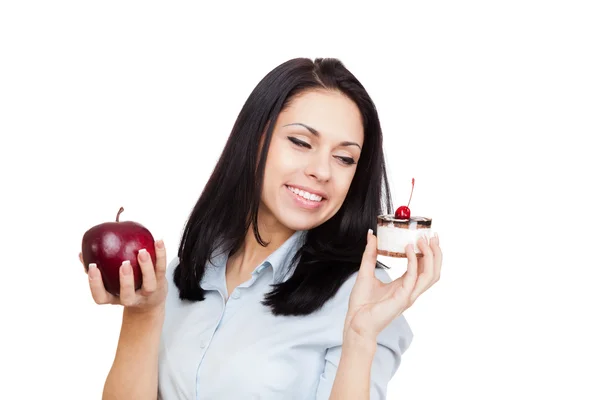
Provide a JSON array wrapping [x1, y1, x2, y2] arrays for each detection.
[[80, 57, 442, 399]]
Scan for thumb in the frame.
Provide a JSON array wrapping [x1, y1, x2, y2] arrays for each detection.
[[358, 229, 377, 279]]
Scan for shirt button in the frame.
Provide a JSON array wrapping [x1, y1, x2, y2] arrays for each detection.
[[231, 290, 240, 299], [199, 341, 206, 348]]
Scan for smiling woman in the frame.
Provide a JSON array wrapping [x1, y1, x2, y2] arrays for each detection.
[[174, 59, 396, 317], [82, 57, 443, 400]]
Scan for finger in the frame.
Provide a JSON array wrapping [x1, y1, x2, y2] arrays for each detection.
[[88, 264, 117, 304], [418, 234, 434, 259], [431, 232, 443, 282], [119, 261, 137, 307], [402, 244, 419, 292], [410, 237, 435, 300], [154, 239, 167, 276], [80, 252, 87, 274], [138, 248, 157, 294], [358, 229, 377, 279]]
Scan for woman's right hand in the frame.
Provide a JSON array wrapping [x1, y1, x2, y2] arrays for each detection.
[[78, 240, 168, 314]]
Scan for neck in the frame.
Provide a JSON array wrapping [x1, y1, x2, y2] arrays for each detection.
[[227, 214, 296, 278]]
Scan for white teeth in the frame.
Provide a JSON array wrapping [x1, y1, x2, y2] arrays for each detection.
[[287, 186, 323, 202]]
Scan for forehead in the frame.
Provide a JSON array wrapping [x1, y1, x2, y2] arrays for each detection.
[[277, 90, 364, 144]]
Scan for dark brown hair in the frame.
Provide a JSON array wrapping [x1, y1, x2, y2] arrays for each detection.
[[174, 58, 393, 315]]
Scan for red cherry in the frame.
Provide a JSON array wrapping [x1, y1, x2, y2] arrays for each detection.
[[394, 178, 415, 220], [395, 205, 411, 219]]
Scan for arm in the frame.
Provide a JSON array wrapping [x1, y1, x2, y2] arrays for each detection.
[[102, 307, 165, 400], [329, 332, 377, 399], [83, 241, 171, 400], [315, 314, 412, 400]]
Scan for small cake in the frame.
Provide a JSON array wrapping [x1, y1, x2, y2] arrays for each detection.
[[376, 215, 432, 258], [376, 177, 432, 258]]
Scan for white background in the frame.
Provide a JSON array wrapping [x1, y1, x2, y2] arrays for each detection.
[[1, 1, 599, 399]]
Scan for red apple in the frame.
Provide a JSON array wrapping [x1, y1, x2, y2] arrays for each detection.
[[81, 207, 156, 296]]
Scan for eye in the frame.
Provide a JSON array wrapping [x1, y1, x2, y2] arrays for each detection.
[[336, 156, 356, 165], [288, 136, 311, 149]]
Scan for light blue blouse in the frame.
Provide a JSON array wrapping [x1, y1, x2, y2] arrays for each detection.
[[158, 230, 413, 399]]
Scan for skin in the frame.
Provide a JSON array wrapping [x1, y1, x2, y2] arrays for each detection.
[[78, 88, 443, 399]]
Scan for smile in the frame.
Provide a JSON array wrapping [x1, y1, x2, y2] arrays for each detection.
[[285, 185, 324, 202]]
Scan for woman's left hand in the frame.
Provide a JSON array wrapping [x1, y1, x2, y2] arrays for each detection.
[[344, 230, 443, 342]]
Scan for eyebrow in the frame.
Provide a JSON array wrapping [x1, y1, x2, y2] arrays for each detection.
[[283, 123, 362, 150]]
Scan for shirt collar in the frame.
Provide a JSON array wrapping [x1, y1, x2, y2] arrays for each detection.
[[200, 230, 307, 289], [264, 230, 307, 284]]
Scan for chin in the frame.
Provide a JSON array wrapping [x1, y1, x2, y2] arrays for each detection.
[[276, 212, 324, 232]]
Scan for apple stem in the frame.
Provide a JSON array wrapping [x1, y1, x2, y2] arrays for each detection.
[[116, 207, 124, 222], [407, 178, 414, 208]]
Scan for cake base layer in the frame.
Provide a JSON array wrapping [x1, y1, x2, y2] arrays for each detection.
[[377, 249, 424, 258]]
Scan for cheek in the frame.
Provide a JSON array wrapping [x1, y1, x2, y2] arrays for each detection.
[[263, 143, 299, 194], [331, 168, 357, 203], [265, 143, 303, 178]]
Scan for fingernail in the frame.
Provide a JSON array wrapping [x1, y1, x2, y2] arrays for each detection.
[[367, 229, 373, 236], [88, 263, 97, 279], [122, 261, 132, 275], [156, 239, 164, 249], [138, 248, 148, 261], [434, 232, 439, 241]]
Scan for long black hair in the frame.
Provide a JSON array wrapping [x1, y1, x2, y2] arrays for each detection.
[[174, 57, 393, 316]]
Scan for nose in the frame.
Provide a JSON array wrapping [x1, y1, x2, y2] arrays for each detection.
[[305, 152, 331, 182]]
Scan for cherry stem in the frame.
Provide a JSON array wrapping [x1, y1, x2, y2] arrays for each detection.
[[116, 207, 124, 222], [407, 178, 414, 208]]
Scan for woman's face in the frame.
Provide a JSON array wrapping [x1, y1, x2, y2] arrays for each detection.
[[260, 89, 364, 232]]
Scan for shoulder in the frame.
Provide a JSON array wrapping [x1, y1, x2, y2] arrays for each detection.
[[164, 256, 180, 283], [166, 255, 180, 274], [163, 256, 181, 302]]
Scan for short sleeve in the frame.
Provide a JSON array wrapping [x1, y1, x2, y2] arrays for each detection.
[[315, 269, 414, 399]]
